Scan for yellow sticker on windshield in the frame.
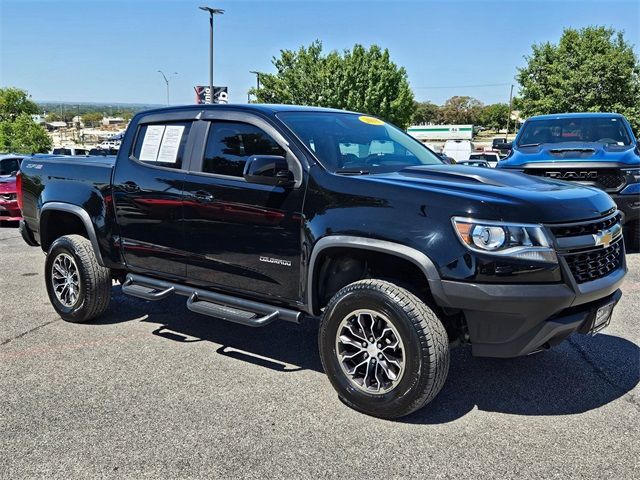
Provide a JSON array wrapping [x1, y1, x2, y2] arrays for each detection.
[[358, 115, 385, 126]]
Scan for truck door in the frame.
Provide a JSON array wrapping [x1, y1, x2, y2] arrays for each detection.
[[112, 116, 198, 278], [182, 115, 306, 301]]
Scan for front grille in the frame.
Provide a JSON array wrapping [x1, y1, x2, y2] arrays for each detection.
[[549, 211, 624, 284], [563, 239, 623, 284], [524, 169, 626, 192], [550, 211, 621, 237]]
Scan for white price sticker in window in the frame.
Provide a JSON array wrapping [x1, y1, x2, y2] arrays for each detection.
[[139, 125, 165, 161], [157, 125, 185, 163]]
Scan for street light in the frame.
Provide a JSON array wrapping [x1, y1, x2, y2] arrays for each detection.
[[199, 6, 224, 104], [157, 70, 178, 106], [248, 71, 262, 104]]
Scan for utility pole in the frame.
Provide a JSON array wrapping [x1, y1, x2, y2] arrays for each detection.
[[506, 84, 514, 141], [157, 70, 178, 106], [199, 6, 224, 104]]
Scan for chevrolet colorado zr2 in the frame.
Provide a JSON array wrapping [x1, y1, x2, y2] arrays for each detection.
[[18, 105, 628, 418]]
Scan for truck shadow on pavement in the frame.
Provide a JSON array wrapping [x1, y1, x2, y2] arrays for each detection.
[[403, 335, 639, 424], [99, 286, 639, 424]]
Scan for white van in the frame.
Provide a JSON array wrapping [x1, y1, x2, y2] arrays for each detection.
[[443, 140, 473, 163]]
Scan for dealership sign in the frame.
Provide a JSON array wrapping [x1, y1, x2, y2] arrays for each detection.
[[194, 86, 229, 104]]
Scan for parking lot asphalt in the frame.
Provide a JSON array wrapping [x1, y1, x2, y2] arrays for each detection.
[[1, 225, 638, 479]]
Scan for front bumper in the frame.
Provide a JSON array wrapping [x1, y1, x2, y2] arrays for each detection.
[[0, 199, 22, 222], [432, 250, 627, 357]]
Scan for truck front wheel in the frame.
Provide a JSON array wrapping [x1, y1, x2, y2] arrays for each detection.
[[319, 279, 450, 419], [45, 235, 112, 323]]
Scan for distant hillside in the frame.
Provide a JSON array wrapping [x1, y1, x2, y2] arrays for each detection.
[[34, 101, 163, 122]]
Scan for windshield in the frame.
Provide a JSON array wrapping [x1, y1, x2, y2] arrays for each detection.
[[517, 116, 632, 146], [278, 112, 443, 173]]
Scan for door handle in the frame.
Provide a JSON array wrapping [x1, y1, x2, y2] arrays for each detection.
[[192, 190, 215, 202], [122, 181, 140, 193]]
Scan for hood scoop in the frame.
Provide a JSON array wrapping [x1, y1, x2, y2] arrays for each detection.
[[548, 147, 597, 159], [401, 165, 505, 186]]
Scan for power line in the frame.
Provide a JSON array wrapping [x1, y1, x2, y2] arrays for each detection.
[[413, 83, 511, 89]]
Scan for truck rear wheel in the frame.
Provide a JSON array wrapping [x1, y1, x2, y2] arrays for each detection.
[[319, 279, 449, 419], [45, 235, 111, 323]]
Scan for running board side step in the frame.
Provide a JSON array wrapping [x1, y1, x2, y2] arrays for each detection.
[[187, 293, 279, 327], [121, 273, 302, 326], [121, 278, 175, 301]]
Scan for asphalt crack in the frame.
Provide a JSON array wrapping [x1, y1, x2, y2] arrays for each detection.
[[0, 319, 60, 347]]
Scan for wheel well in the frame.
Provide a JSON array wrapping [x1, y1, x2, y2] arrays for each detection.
[[40, 210, 88, 252], [312, 247, 466, 341], [313, 247, 432, 311]]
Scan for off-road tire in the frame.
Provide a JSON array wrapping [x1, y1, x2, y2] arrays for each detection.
[[45, 234, 111, 323], [319, 279, 450, 419]]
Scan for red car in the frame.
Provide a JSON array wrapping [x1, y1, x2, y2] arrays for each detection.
[[0, 156, 24, 223]]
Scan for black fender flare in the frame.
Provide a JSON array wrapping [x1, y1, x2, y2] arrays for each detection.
[[306, 235, 446, 315], [39, 202, 106, 267]]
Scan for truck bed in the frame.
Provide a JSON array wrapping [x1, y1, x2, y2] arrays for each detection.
[[20, 155, 116, 238]]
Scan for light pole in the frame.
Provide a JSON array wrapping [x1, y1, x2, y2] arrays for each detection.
[[157, 70, 178, 106], [249, 70, 261, 90], [199, 6, 224, 104], [506, 83, 514, 141], [249, 70, 261, 103]]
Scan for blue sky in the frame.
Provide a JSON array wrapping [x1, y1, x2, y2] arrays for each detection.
[[1, 0, 638, 106]]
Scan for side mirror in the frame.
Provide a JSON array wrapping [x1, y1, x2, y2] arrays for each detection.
[[243, 155, 294, 187], [496, 142, 512, 151]]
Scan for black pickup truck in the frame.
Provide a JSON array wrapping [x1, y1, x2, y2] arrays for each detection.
[[18, 105, 627, 418]]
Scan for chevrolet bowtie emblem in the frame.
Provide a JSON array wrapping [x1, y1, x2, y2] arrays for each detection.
[[593, 224, 621, 248]]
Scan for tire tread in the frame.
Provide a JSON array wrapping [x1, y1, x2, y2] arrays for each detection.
[[319, 278, 450, 418]]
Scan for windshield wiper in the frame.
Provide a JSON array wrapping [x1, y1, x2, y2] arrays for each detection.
[[335, 168, 371, 175], [518, 143, 541, 148]]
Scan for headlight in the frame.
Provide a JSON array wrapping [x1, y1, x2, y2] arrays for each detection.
[[452, 217, 557, 263], [621, 167, 640, 180]]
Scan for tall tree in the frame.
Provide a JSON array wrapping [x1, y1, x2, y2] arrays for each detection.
[[517, 26, 640, 131], [0, 113, 52, 153], [439, 96, 483, 124], [412, 101, 440, 125], [0, 87, 51, 153], [478, 103, 510, 130], [251, 41, 415, 128], [0, 87, 39, 122]]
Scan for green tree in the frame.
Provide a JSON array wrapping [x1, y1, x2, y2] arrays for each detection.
[[478, 103, 510, 130], [0, 87, 51, 153], [45, 112, 63, 122], [412, 101, 439, 125], [251, 41, 415, 128], [0, 87, 39, 121], [82, 111, 103, 127], [439, 96, 483, 124], [517, 26, 640, 131], [0, 113, 52, 153]]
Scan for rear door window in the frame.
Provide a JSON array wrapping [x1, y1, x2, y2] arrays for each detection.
[[132, 122, 192, 169]]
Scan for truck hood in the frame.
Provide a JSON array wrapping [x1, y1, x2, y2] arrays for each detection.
[[499, 142, 640, 168], [359, 165, 615, 223]]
